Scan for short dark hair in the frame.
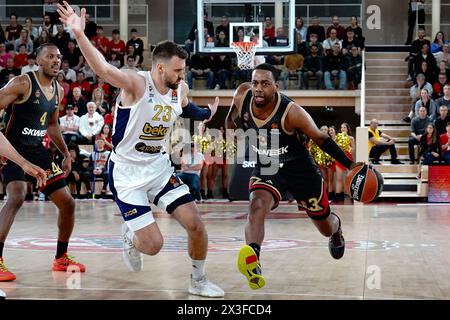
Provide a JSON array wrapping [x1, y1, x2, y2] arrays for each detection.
[[36, 43, 58, 58], [96, 26, 104, 30], [151, 40, 187, 64], [76, 70, 85, 76], [10, 13, 17, 19], [446, 122, 450, 127], [130, 28, 138, 33], [112, 29, 120, 35], [253, 63, 279, 82]]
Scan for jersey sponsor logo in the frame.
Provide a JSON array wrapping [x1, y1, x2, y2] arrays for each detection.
[[139, 123, 169, 140], [35, 89, 41, 98], [251, 145, 289, 156], [21, 127, 47, 137], [148, 84, 154, 102], [135, 142, 162, 154], [242, 161, 256, 168], [171, 90, 178, 103]]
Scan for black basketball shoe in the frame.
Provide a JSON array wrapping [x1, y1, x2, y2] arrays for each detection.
[[329, 213, 345, 259]]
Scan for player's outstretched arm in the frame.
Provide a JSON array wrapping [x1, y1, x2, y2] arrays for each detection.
[[0, 75, 30, 110], [58, 1, 142, 93], [180, 81, 219, 122], [286, 104, 354, 170], [0, 133, 47, 187]]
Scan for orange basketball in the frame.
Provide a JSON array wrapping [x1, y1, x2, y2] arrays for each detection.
[[345, 163, 384, 203]]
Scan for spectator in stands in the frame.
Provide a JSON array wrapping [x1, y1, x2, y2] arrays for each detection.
[[306, 33, 324, 56], [124, 44, 141, 69], [5, 13, 23, 43], [368, 119, 403, 164], [415, 61, 436, 84], [0, 23, 6, 44], [23, 16, 38, 42], [96, 124, 113, 151], [177, 143, 204, 201], [409, 106, 431, 164], [79, 101, 104, 144], [187, 54, 214, 89], [66, 143, 92, 199], [440, 122, 450, 164], [210, 55, 232, 89], [120, 55, 140, 72], [126, 28, 144, 65], [52, 24, 70, 53], [34, 29, 52, 50], [272, 27, 289, 47], [215, 16, 229, 41], [431, 31, 448, 54], [263, 16, 276, 44], [44, 0, 60, 25], [407, 28, 430, 80], [215, 31, 229, 48], [61, 59, 76, 83], [437, 60, 450, 79], [307, 16, 326, 43], [13, 44, 28, 69], [434, 105, 450, 135], [303, 44, 323, 90], [0, 57, 19, 86], [342, 28, 364, 55], [56, 72, 69, 103], [63, 40, 83, 71], [84, 12, 97, 40], [404, 73, 433, 122], [21, 53, 38, 74], [434, 43, 450, 67], [295, 17, 307, 43], [323, 28, 342, 55], [103, 104, 114, 126], [185, 12, 214, 54], [68, 87, 88, 116], [0, 43, 11, 68], [346, 46, 363, 89], [437, 84, 450, 107], [92, 26, 109, 57], [324, 43, 347, 90], [406, 0, 425, 45], [349, 16, 363, 39], [88, 137, 110, 198], [280, 49, 304, 90], [71, 70, 91, 99], [92, 87, 110, 115], [93, 76, 111, 99], [108, 29, 126, 64], [419, 123, 441, 164], [433, 73, 450, 99], [327, 16, 346, 40], [14, 29, 33, 54], [203, 27, 215, 48], [59, 104, 81, 145], [38, 14, 57, 37], [414, 44, 437, 80], [108, 51, 122, 69], [80, 61, 96, 85], [415, 88, 437, 121]]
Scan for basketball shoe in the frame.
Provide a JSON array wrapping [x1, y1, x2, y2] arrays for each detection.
[[0, 288, 5, 299], [237, 245, 265, 289], [189, 274, 225, 298], [121, 223, 143, 272], [329, 213, 345, 259], [0, 258, 16, 281], [52, 253, 86, 272]]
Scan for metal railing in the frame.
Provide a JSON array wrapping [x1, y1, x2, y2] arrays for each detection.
[[0, 4, 148, 41], [360, 49, 366, 128]]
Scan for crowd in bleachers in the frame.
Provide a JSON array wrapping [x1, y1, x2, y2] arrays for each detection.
[[403, 28, 450, 165], [185, 14, 364, 90], [0, 11, 146, 199]]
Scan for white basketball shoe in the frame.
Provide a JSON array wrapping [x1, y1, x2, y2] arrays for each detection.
[[121, 223, 143, 272], [189, 274, 225, 298]]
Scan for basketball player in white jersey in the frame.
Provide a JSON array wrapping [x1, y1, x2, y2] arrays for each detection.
[[58, 2, 224, 297]]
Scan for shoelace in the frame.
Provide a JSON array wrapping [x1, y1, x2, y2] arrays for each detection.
[[60, 253, 79, 264], [0, 260, 11, 272]]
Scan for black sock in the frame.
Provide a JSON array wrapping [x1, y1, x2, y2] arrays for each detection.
[[56, 241, 68, 259], [0, 242, 4, 257], [248, 242, 261, 259]]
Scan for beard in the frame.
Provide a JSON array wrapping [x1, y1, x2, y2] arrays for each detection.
[[167, 82, 179, 90]]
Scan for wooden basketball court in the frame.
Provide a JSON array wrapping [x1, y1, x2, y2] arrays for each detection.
[[1, 199, 449, 300]]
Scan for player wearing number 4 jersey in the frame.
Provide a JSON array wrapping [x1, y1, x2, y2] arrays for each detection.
[[58, 1, 223, 297], [226, 63, 361, 290], [0, 43, 85, 282]]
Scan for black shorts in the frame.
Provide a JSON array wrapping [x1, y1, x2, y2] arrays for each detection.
[[249, 161, 330, 220], [2, 147, 67, 196]]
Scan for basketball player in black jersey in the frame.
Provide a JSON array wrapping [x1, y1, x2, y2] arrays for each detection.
[[0, 43, 85, 282], [226, 63, 358, 289]]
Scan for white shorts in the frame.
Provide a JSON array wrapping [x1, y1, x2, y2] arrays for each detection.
[[108, 153, 193, 231]]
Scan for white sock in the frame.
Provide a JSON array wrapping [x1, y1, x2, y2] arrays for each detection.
[[192, 259, 206, 280]]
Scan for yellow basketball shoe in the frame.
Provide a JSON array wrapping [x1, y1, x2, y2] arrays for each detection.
[[237, 245, 265, 290]]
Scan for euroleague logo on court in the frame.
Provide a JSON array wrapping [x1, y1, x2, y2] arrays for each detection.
[[5, 236, 435, 253]]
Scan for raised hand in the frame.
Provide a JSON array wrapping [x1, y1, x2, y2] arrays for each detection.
[[57, 1, 85, 37], [204, 97, 219, 123]]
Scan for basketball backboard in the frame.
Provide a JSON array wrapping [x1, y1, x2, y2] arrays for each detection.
[[196, 0, 296, 55]]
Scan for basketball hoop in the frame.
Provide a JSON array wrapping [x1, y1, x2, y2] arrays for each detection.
[[231, 41, 257, 70]]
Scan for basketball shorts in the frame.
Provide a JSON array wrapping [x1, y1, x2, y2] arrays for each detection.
[[108, 153, 193, 232], [2, 146, 67, 196], [249, 160, 330, 220]]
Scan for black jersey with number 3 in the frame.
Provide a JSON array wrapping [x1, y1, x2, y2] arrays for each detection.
[[4, 71, 59, 150]]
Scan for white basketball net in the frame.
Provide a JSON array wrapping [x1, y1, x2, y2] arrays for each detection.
[[231, 42, 257, 70]]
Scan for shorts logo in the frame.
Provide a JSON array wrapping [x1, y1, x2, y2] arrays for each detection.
[[124, 208, 138, 218], [169, 174, 181, 188]]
